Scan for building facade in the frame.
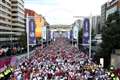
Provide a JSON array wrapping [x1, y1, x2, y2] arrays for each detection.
[[101, 0, 120, 33], [0, 0, 12, 46], [106, 0, 120, 19], [0, 0, 25, 47], [11, 0, 25, 46], [101, 3, 107, 29], [91, 16, 101, 34], [101, 0, 120, 21]]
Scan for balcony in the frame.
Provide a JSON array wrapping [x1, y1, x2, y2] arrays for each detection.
[[0, 25, 11, 30], [12, 12, 25, 19], [12, 18, 25, 23], [0, 20, 11, 25], [0, 7, 11, 15], [0, 38, 10, 41], [0, 2, 11, 9], [12, 23, 25, 28], [6, 0, 11, 4], [12, 28, 25, 32], [0, 32, 13, 35], [0, 14, 11, 20], [14, 32, 22, 36]]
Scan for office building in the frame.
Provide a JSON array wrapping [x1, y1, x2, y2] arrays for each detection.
[[0, 0, 12, 46], [91, 16, 101, 34], [101, 3, 107, 28], [11, 0, 25, 45], [101, 0, 120, 31], [0, 0, 25, 47], [106, 0, 120, 19]]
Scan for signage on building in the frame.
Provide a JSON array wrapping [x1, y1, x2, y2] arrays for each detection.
[[82, 18, 90, 46]]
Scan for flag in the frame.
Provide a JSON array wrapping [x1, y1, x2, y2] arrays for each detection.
[[28, 17, 36, 45], [82, 18, 90, 46]]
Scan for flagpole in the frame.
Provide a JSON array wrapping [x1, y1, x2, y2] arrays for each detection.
[[26, 14, 30, 59]]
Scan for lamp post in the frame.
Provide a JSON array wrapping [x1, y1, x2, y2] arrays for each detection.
[[26, 14, 30, 59], [89, 15, 92, 58]]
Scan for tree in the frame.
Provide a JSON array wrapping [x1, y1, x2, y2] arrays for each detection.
[[97, 11, 120, 68], [101, 11, 120, 56], [78, 28, 83, 45], [18, 33, 27, 48], [78, 28, 95, 45]]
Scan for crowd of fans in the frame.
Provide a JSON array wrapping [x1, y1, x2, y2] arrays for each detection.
[[7, 37, 119, 80]]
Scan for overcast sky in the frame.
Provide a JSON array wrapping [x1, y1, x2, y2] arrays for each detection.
[[25, 0, 108, 25]]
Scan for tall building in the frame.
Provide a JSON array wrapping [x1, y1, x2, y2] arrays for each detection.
[[0, 0, 12, 46], [0, 0, 25, 47], [101, 0, 120, 20], [106, 0, 120, 19], [101, 3, 107, 28], [11, 0, 25, 45], [101, 0, 120, 31], [91, 16, 101, 34]]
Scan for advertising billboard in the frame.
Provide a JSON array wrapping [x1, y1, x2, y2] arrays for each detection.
[[35, 15, 44, 38], [28, 18, 36, 45], [82, 18, 90, 46]]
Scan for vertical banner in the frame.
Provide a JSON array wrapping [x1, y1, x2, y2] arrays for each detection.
[[82, 18, 90, 46], [42, 26, 47, 40], [28, 18, 36, 45], [35, 15, 43, 38]]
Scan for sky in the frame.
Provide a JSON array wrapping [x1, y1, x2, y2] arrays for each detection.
[[25, 0, 108, 25]]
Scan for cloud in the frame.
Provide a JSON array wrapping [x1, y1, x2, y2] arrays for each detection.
[[25, 0, 108, 24]]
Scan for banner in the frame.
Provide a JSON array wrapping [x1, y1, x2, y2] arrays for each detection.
[[35, 15, 43, 38], [42, 26, 47, 40], [82, 18, 90, 46], [28, 18, 36, 45]]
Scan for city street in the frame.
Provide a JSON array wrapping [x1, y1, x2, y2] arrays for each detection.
[[0, 0, 120, 80], [4, 37, 117, 80]]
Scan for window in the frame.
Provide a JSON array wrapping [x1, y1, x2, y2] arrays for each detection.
[[12, 1, 18, 4], [12, 6, 17, 8], [12, 11, 17, 13], [12, 16, 18, 18]]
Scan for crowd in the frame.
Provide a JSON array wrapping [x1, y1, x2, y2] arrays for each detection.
[[8, 37, 119, 80]]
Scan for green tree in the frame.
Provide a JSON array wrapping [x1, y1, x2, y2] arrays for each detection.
[[78, 28, 95, 45], [18, 33, 27, 48], [78, 28, 83, 45], [101, 11, 120, 56], [97, 11, 120, 68]]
